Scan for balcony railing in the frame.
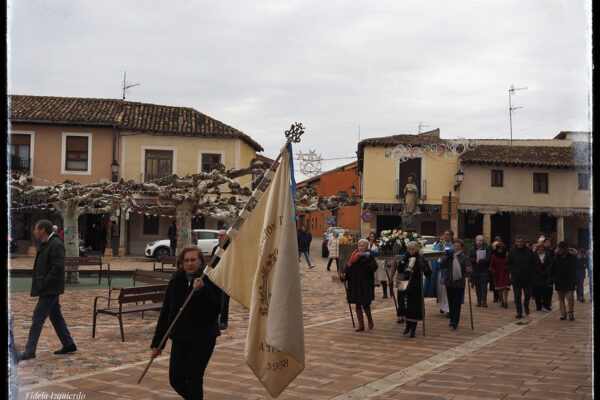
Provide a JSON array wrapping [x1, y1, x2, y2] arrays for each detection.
[[10, 157, 31, 173], [144, 173, 171, 182]]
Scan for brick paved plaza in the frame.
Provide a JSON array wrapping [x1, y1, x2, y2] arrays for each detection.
[[9, 248, 593, 400]]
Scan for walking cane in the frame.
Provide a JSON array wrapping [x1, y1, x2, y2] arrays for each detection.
[[467, 275, 474, 330], [339, 271, 356, 328], [384, 264, 399, 314], [420, 267, 426, 337]]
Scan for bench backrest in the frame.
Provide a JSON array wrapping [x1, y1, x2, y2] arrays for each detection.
[[118, 284, 168, 304], [65, 256, 103, 267], [132, 269, 174, 285], [161, 256, 178, 270]]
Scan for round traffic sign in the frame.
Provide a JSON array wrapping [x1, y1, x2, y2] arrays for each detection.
[[361, 210, 374, 223]]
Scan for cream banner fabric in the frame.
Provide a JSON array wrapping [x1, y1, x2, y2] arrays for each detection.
[[204, 148, 305, 398]]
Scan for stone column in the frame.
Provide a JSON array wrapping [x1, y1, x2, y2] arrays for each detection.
[[450, 215, 458, 239], [482, 212, 492, 244], [118, 208, 127, 257], [557, 216, 565, 243]]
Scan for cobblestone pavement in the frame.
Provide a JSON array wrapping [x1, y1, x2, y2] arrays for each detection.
[[9, 242, 593, 399]]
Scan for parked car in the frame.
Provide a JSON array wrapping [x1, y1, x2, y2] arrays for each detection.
[[145, 229, 220, 261], [421, 235, 436, 250], [321, 227, 346, 258]]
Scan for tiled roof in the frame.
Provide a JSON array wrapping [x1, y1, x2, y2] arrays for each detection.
[[357, 130, 444, 170], [8, 95, 263, 151], [460, 144, 590, 168]]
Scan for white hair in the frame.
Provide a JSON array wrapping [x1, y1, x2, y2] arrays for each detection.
[[407, 241, 421, 250], [358, 238, 369, 245], [475, 235, 484, 241]]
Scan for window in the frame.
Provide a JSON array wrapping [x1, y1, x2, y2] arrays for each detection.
[[491, 170, 503, 187], [197, 231, 218, 240], [9, 134, 31, 172], [201, 153, 222, 173], [65, 136, 88, 171], [533, 173, 548, 193], [143, 215, 160, 235], [578, 173, 589, 190], [145, 150, 173, 182]]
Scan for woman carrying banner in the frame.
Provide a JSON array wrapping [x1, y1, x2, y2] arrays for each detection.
[[150, 245, 224, 399], [341, 238, 378, 331], [397, 241, 432, 338]]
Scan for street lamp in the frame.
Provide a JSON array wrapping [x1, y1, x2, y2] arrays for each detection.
[[111, 160, 120, 182], [350, 184, 356, 195], [454, 169, 464, 191]]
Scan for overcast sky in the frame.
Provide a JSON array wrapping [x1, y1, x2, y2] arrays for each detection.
[[7, 0, 592, 181]]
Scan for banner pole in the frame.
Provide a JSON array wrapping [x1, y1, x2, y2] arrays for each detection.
[[138, 147, 286, 384]]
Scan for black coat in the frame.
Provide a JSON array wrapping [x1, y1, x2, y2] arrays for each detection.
[[398, 253, 432, 321], [343, 254, 378, 305], [31, 233, 65, 297], [576, 257, 588, 281], [506, 246, 536, 285], [297, 230, 312, 252], [152, 267, 223, 349], [551, 252, 577, 291], [468, 244, 491, 284], [531, 250, 552, 287], [440, 251, 471, 289], [167, 224, 177, 241]]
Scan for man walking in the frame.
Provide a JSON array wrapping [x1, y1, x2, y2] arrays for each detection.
[[297, 226, 314, 268], [506, 235, 536, 319], [20, 219, 77, 360], [167, 219, 177, 256], [211, 229, 229, 330], [552, 241, 578, 321]]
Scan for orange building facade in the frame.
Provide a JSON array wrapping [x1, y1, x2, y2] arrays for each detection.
[[296, 162, 360, 238]]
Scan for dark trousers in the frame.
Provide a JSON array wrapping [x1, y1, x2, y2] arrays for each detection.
[[512, 282, 532, 315], [25, 295, 75, 355], [220, 293, 230, 326], [327, 258, 339, 271], [170, 239, 177, 256], [489, 280, 498, 300], [576, 277, 585, 300], [446, 286, 464, 327], [397, 291, 407, 318], [474, 282, 488, 305], [169, 337, 217, 400], [532, 285, 553, 309]]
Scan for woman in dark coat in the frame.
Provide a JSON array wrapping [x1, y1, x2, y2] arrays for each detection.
[[440, 239, 472, 330], [396, 241, 432, 338], [576, 249, 588, 302], [489, 242, 510, 308], [151, 245, 223, 399], [469, 235, 491, 307], [341, 238, 378, 331], [531, 243, 553, 311]]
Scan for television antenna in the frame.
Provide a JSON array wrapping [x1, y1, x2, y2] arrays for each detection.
[[418, 121, 429, 134], [122, 71, 141, 100], [508, 85, 527, 145]]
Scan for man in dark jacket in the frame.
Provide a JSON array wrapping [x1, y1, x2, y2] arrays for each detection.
[[167, 219, 177, 256], [469, 235, 491, 307], [506, 235, 536, 319], [297, 226, 314, 268], [552, 241, 578, 321], [20, 220, 77, 360]]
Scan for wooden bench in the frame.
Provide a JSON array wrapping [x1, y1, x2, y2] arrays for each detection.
[[132, 269, 174, 286], [153, 255, 177, 272], [92, 284, 168, 342], [65, 256, 110, 286]]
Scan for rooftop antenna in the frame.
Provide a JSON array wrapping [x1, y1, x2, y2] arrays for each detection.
[[418, 121, 429, 134], [122, 71, 141, 100], [508, 85, 527, 145]]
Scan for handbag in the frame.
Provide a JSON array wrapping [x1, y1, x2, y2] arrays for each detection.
[[398, 257, 416, 292]]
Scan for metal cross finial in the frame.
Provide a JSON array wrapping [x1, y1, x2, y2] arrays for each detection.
[[284, 122, 305, 143]]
